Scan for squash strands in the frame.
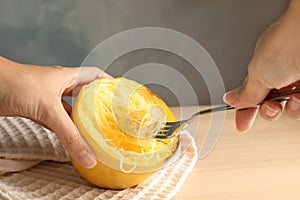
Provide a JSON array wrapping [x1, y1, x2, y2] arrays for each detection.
[[71, 78, 179, 189]]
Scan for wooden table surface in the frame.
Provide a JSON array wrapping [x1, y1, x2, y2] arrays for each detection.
[[171, 107, 300, 200]]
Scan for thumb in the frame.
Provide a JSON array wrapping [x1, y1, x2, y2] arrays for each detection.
[[224, 76, 270, 108], [46, 103, 96, 168]]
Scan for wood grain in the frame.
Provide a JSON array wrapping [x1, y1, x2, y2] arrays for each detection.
[[171, 107, 300, 200]]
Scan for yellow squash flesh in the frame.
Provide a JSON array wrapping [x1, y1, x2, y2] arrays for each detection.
[[71, 78, 178, 189]]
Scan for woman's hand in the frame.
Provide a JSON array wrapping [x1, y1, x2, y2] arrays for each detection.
[[0, 56, 111, 168], [224, 0, 300, 132]]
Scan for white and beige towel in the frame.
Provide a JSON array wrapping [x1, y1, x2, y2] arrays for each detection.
[[0, 117, 197, 200]]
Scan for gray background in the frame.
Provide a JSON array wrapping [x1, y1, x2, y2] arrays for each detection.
[[0, 0, 290, 106]]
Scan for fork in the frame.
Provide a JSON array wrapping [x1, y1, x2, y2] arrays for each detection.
[[154, 89, 300, 139]]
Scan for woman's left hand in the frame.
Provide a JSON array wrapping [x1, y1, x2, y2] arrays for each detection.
[[0, 56, 111, 168]]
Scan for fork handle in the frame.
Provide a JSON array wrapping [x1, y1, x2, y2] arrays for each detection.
[[262, 88, 300, 103], [189, 88, 300, 120]]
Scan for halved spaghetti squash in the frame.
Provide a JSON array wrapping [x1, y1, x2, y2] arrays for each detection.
[[71, 78, 179, 189]]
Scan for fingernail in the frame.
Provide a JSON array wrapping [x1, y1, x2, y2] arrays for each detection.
[[223, 88, 239, 105], [290, 96, 300, 111], [265, 105, 279, 117], [78, 150, 97, 169]]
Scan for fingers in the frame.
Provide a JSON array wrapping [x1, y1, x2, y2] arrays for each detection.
[[232, 90, 299, 133], [224, 76, 270, 108], [223, 66, 272, 133], [235, 107, 258, 132], [224, 76, 267, 133], [76, 66, 112, 85], [45, 66, 109, 168], [259, 100, 283, 121], [286, 94, 300, 119], [64, 66, 112, 97], [285, 80, 300, 119], [45, 103, 96, 168]]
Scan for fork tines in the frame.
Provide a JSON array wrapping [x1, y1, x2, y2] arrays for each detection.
[[154, 121, 186, 139]]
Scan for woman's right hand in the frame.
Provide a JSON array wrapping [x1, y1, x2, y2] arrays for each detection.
[[224, 0, 300, 132]]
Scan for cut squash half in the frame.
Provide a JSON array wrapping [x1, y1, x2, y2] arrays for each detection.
[[71, 78, 179, 189]]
